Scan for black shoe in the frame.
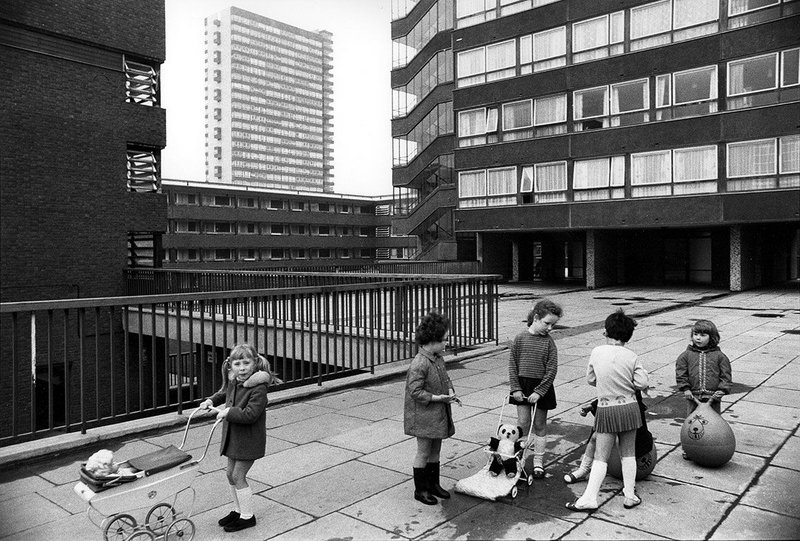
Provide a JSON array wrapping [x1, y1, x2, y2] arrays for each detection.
[[425, 462, 451, 499], [223, 515, 256, 532], [218, 511, 239, 527]]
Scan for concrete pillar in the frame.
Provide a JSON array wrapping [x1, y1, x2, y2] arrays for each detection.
[[730, 225, 742, 292], [511, 239, 519, 282], [586, 231, 597, 289]]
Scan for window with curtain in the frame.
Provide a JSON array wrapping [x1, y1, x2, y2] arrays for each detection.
[[729, 0, 779, 16], [520, 167, 534, 193], [632, 150, 671, 186], [728, 53, 778, 95], [533, 26, 567, 71], [573, 15, 608, 53], [780, 135, 800, 173], [574, 86, 609, 128], [459, 108, 487, 137], [573, 158, 610, 189], [503, 100, 533, 130], [782, 48, 799, 87], [630, 0, 672, 49], [459, 170, 487, 207], [611, 79, 649, 113], [728, 139, 777, 177], [534, 162, 567, 192], [457, 48, 486, 87], [486, 40, 516, 81], [534, 94, 567, 126], [520, 34, 533, 73], [674, 146, 718, 181], [674, 66, 718, 103], [457, 0, 488, 18], [487, 167, 517, 205], [674, 0, 718, 28]]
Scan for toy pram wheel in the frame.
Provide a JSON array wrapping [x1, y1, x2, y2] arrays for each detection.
[[511, 486, 518, 498], [527, 474, 534, 486], [165, 518, 195, 540], [103, 514, 137, 541], [146, 503, 176, 534], [126, 531, 156, 541]]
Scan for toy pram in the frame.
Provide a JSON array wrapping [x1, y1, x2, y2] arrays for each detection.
[[455, 398, 536, 500], [73, 407, 224, 541]]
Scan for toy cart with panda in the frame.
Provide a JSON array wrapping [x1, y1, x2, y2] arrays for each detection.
[[73, 407, 224, 541], [454, 397, 536, 500]]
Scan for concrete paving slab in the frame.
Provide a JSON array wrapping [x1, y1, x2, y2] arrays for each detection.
[[267, 412, 369, 444], [37, 459, 84, 486], [728, 421, 791, 457], [741, 386, 800, 408], [420, 503, 575, 540], [143, 419, 222, 451], [723, 402, 800, 432], [739, 466, 800, 517], [263, 461, 406, 517], [771, 435, 800, 471], [651, 448, 766, 495], [0, 492, 71, 538], [247, 441, 360, 487], [271, 511, 398, 541], [335, 395, 405, 422], [710, 503, 800, 540], [340, 479, 483, 538], [321, 418, 407, 453], [303, 388, 385, 410], [563, 518, 671, 540], [1, 511, 94, 541], [451, 371, 508, 389], [457, 387, 512, 410], [0, 473, 54, 503], [265, 403, 335, 429], [188, 495, 313, 541], [597, 477, 737, 539]]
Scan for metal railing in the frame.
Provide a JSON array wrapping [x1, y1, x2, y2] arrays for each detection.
[[0, 276, 499, 447]]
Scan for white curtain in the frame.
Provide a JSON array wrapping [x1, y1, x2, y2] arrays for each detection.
[[729, 0, 779, 16], [459, 170, 487, 197], [503, 100, 533, 129], [630, 0, 671, 40], [487, 40, 515, 71], [458, 109, 486, 137], [632, 150, 671, 185], [728, 54, 777, 95], [520, 166, 534, 192], [611, 79, 648, 113], [573, 158, 610, 189], [457, 0, 489, 18], [728, 139, 776, 177], [674, 146, 717, 181], [520, 35, 532, 65], [535, 162, 567, 192], [534, 26, 566, 61], [457, 48, 485, 78], [674, 0, 718, 29], [534, 94, 566, 125], [573, 16, 608, 52], [574, 87, 608, 119], [780, 135, 800, 174], [655, 74, 671, 107], [488, 167, 517, 195], [611, 156, 625, 186], [784, 49, 800, 86], [610, 11, 625, 43]]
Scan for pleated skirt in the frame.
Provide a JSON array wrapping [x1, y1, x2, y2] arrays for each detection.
[[594, 401, 642, 433]]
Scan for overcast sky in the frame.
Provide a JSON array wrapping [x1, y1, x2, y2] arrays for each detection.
[[161, 0, 393, 196]]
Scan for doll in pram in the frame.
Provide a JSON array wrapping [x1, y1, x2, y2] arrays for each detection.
[[73, 407, 224, 541], [455, 398, 536, 500]]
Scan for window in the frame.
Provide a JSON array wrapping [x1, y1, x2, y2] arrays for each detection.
[[291, 224, 307, 235], [457, 41, 515, 87], [359, 248, 373, 258], [316, 225, 331, 236], [359, 227, 371, 236], [729, 53, 778, 96], [630, 0, 672, 49], [726, 50, 800, 109], [210, 195, 232, 207], [458, 107, 498, 146], [729, 0, 780, 15], [213, 249, 232, 261], [238, 197, 256, 208], [270, 224, 285, 235], [574, 86, 609, 130], [176, 221, 200, 233], [610, 79, 649, 126], [673, 146, 718, 194], [503, 100, 533, 135], [270, 248, 286, 260], [725, 137, 800, 191], [291, 200, 305, 211], [534, 94, 567, 136], [572, 13, 623, 64], [572, 156, 625, 200], [175, 193, 198, 205], [210, 222, 232, 234], [240, 249, 258, 261], [631, 0, 718, 51], [239, 223, 258, 234], [728, 0, 788, 28], [533, 161, 567, 203], [728, 139, 777, 177], [673, 0, 719, 40], [317, 248, 332, 259], [656, 65, 718, 119], [520, 26, 566, 73], [317, 202, 331, 212], [780, 135, 800, 174], [177, 249, 199, 262], [268, 199, 285, 210], [487, 167, 517, 206], [339, 205, 351, 214], [293, 248, 307, 259], [632, 150, 672, 197], [457, 48, 486, 87], [458, 170, 487, 208], [124, 57, 158, 106], [126, 148, 159, 192]]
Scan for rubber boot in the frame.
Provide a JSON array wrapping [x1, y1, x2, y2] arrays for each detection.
[[413, 467, 437, 505], [425, 462, 450, 499]]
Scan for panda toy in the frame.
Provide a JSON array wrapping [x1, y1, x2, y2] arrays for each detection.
[[488, 424, 525, 478]]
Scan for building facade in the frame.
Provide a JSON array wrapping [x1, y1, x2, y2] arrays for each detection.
[[163, 180, 415, 269], [0, 0, 168, 301], [391, 0, 800, 290], [205, 7, 334, 192]]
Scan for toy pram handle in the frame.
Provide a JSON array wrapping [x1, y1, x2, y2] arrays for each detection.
[[179, 407, 224, 466]]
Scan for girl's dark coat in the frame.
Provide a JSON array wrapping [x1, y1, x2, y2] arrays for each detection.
[[207, 372, 269, 460], [404, 349, 455, 439]]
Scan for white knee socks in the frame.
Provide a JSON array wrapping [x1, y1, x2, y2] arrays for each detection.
[[621, 456, 637, 499], [575, 453, 593, 476], [533, 435, 546, 468], [230, 484, 240, 513], [576, 460, 607, 508], [236, 486, 253, 519]]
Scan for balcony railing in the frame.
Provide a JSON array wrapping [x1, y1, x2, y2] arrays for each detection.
[[0, 276, 498, 447]]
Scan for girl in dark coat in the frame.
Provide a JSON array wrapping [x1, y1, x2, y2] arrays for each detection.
[[200, 344, 278, 532], [404, 310, 461, 505]]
